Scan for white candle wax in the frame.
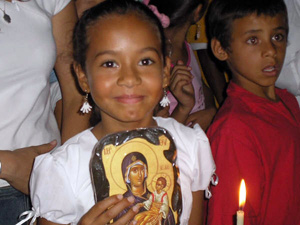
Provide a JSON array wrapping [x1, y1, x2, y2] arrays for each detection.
[[237, 210, 244, 225]]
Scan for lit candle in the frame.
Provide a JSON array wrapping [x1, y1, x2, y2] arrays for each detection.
[[237, 179, 246, 225]]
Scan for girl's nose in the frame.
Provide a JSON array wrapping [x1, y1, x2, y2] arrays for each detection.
[[117, 65, 142, 87]]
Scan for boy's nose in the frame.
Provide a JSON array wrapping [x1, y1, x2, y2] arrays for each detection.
[[117, 65, 142, 88], [262, 41, 277, 58]]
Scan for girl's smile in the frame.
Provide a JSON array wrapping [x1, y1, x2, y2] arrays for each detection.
[[114, 94, 145, 104], [76, 13, 170, 135]]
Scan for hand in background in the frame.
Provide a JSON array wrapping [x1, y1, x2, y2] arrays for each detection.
[[169, 60, 195, 123], [186, 107, 216, 131], [153, 104, 170, 118], [78, 195, 140, 225], [0, 141, 57, 194], [169, 60, 195, 110]]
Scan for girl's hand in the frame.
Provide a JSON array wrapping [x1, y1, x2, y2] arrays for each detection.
[[78, 195, 140, 225], [169, 60, 195, 114]]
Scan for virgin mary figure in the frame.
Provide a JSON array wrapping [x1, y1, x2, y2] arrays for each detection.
[[114, 152, 175, 225]]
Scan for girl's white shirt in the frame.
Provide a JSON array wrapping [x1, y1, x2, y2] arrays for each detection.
[[28, 117, 216, 225]]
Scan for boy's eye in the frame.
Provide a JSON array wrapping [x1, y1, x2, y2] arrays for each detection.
[[138, 58, 154, 66], [102, 61, 118, 68], [246, 37, 258, 45], [272, 33, 285, 42]]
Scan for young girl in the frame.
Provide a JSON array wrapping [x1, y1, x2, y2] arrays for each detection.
[[26, 0, 215, 224], [148, 0, 216, 130]]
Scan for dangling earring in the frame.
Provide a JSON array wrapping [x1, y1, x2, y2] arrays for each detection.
[[160, 89, 170, 107], [80, 92, 92, 114], [195, 23, 201, 40]]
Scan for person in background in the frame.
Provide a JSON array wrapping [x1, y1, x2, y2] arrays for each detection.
[[0, 0, 89, 224], [148, 0, 217, 131], [186, 1, 228, 107], [75, 0, 104, 17], [205, 0, 300, 224], [275, 0, 300, 107]]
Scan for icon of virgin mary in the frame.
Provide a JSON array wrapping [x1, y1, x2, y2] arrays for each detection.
[[114, 152, 175, 225]]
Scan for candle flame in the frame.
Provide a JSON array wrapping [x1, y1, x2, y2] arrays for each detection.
[[239, 179, 246, 210]]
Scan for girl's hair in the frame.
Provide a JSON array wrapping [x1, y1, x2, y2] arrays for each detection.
[[73, 0, 166, 72], [206, 0, 288, 50], [148, 0, 208, 28]]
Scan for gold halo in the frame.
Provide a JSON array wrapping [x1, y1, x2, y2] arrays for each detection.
[[110, 140, 159, 191]]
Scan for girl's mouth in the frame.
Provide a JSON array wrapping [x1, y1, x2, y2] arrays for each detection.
[[115, 95, 144, 104]]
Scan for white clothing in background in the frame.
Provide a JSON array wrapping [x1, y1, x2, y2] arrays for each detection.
[[0, 0, 70, 187], [276, 0, 300, 106]]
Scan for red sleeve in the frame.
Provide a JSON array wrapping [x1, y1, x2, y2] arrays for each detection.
[[207, 123, 265, 225]]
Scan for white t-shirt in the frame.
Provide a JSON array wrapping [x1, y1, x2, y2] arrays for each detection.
[[276, 0, 300, 106], [30, 117, 216, 225], [0, 0, 70, 187]]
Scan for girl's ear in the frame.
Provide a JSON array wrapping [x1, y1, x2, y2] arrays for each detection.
[[73, 63, 90, 93], [193, 4, 203, 22], [211, 38, 228, 61], [162, 56, 171, 88]]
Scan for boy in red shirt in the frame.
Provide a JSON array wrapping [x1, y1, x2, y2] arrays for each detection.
[[205, 0, 300, 224]]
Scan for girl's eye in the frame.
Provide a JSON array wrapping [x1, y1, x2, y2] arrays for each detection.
[[102, 61, 118, 68], [138, 58, 154, 66], [246, 37, 258, 45], [272, 33, 285, 42]]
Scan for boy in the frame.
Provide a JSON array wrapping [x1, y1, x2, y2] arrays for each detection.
[[205, 0, 300, 224]]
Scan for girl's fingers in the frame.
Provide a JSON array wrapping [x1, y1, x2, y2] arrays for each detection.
[[113, 204, 142, 225], [170, 79, 193, 93], [171, 67, 193, 81], [93, 195, 124, 216], [170, 73, 192, 85], [79, 195, 124, 224], [170, 73, 193, 88], [94, 196, 136, 224]]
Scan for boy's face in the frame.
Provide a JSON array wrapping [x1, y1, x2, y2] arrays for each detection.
[[215, 13, 287, 97]]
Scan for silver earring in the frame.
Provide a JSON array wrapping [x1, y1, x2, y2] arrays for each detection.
[[195, 23, 201, 40], [160, 89, 170, 107], [80, 93, 92, 114]]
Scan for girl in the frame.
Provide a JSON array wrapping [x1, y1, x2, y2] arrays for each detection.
[[27, 0, 215, 224], [148, 0, 217, 130]]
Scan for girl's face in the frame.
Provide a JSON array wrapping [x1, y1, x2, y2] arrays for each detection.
[[77, 13, 170, 129]]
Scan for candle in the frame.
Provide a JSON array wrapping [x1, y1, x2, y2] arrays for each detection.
[[237, 179, 246, 225]]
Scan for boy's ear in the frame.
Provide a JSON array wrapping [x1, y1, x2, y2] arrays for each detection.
[[162, 56, 171, 88], [211, 38, 228, 61], [73, 63, 90, 93]]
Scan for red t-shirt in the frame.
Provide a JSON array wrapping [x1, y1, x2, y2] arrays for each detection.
[[206, 82, 300, 225]]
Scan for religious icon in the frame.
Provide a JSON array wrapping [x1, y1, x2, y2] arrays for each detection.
[[90, 127, 182, 224]]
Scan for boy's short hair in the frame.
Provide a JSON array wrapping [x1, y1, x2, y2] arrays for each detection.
[[206, 0, 288, 50]]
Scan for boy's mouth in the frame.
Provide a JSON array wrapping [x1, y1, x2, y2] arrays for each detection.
[[262, 65, 279, 76]]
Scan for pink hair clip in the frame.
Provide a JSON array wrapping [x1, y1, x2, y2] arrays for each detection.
[[142, 0, 170, 28]]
